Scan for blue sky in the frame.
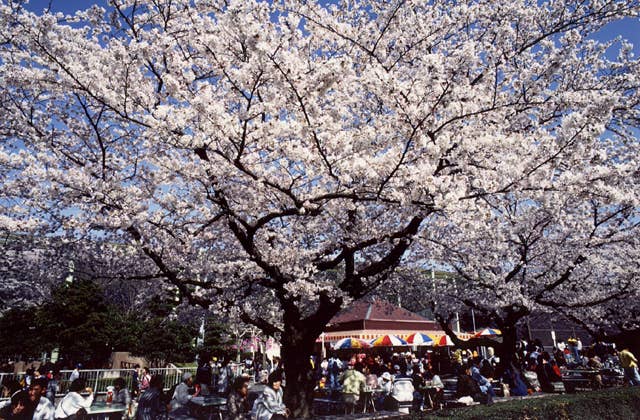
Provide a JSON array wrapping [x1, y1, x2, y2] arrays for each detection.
[[25, 0, 640, 56]]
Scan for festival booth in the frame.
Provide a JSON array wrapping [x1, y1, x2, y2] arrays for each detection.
[[316, 298, 474, 356]]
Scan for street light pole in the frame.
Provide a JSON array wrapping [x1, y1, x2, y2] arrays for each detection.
[[452, 275, 461, 334], [471, 309, 476, 334], [65, 260, 75, 286]]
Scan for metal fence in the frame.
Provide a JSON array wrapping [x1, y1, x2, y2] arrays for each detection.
[[1, 367, 197, 400]]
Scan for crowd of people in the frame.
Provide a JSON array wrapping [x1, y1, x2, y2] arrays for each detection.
[[308, 338, 640, 412], [1, 339, 638, 419], [0, 356, 288, 420], [315, 351, 489, 411]]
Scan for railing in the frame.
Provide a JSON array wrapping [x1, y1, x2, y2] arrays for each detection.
[[0, 372, 19, 397], [0, 367, 197, 400]]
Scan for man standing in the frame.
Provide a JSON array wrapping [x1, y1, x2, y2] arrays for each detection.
[[196, 357, 213, 396], [339, 360, 366, 414], [29, 378, 55, 420], [328, 356, 342, 390], [132, 365, 141, 398], [211, 358, 221, 392], [619, 347, 640, 386], [139, 367, 152, 394]]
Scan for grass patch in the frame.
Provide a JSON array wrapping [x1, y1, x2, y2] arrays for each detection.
[[412, 387, 640, 420]]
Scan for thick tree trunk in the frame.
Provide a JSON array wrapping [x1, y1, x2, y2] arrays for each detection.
[[281, 328, 316, 419], [497, 324, 518, 369], [275, 294, 343, 418]]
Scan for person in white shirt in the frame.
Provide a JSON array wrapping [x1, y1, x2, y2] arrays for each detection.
[[69, 366, 81, 383], [54, 379, 94, 419], [378, 372, 393, 395], [390, 373, 414, 413], [170, 372, 199, 418], [29, 378, 55, 420]]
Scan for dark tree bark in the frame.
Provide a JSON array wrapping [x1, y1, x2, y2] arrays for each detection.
[[279, 296, 343, 418], [436, 306, 527, 374], [496, 323, 518, 369], [281, 331, 316, 418]]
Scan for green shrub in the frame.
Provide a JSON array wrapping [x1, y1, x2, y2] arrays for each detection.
[[412, 387, 640, 420]]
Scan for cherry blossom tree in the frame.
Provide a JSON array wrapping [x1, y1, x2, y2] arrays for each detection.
[[1, 0, 639, 414], [0, 233, 65, 311], [558, 274, 640, 351], [411, 188, 640, 366]]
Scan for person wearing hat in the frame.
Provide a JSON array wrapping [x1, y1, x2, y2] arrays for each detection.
[[376, 371, 393, 408], [211, 357, 221, 391], [253, 370, 289, 420], [378, 372, 393, 396], [169, 372, 199, 418]]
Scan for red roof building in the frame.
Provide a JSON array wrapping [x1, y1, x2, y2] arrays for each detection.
[[318, 298, 470, 343]]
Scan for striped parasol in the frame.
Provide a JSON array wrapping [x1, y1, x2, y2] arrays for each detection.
[[370, 335, 409, 347], [332, 337, 371, 350], [405, 332, 435, 346], [434, 335, 455, 346], [474, 328, 502, 338]]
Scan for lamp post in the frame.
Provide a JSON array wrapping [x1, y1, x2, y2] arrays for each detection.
[[64, 260, 75, 286]]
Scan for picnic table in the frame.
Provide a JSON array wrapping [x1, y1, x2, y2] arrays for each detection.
[[562, 368, 624, 391], [420, 380, 445, 410], [563, 369, 601, 392], [189, 395, 226, 420], [312, 388, 384, 415], [359, 389, 377, 413], [85, 402, 127, 419]]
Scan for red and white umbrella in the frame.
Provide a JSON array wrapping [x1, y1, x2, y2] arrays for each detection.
[[370, 335, 409, 347], [434, 335, 455, 346], [405, 332, 435, 346], [474, 328, 502, 338]]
